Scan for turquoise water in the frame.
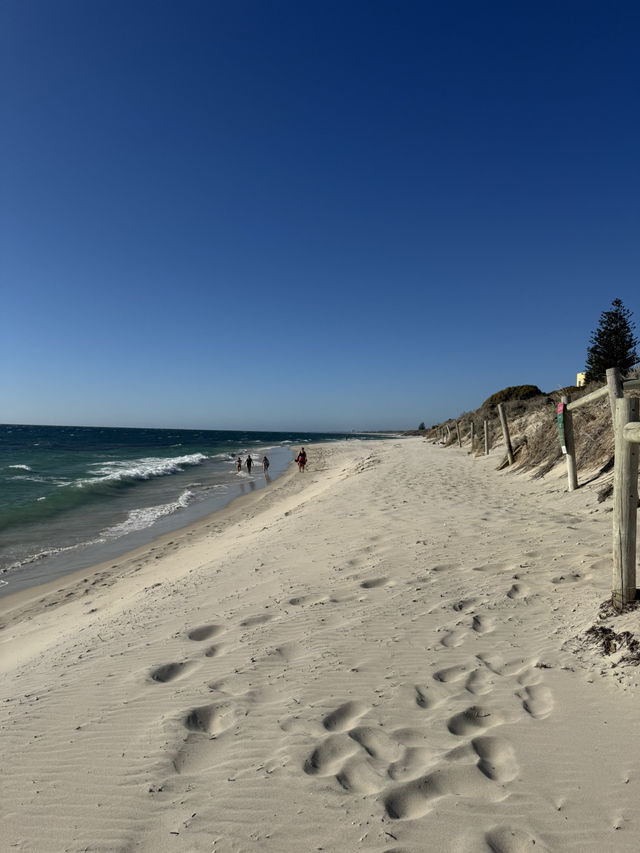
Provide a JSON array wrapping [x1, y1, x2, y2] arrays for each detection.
[[1, 424, 374, 594]]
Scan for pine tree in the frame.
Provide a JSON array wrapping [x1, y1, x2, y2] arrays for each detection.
[[584, 298, 638, 382]]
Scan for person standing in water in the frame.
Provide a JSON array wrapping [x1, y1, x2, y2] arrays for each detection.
[[246, 454, 253, 473], [262, 456, 270, 474], [236, 457, 242, 472], [295, 447, 307, 472]]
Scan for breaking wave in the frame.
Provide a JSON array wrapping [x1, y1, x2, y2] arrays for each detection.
[[101, 490, 194, 538]]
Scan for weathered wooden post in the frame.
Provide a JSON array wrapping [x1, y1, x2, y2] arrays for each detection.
[[497, 403, 514, 465], [446, 424, 451, 441], [484, 419, 489, 455], [559, 396, 578, 491], [470, 421, 475, 452], [612, 397, 639, 609], [455, 421, 461, 447], [606, 367, 623, 422]]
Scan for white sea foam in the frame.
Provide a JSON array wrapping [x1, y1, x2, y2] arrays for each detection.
[[2, 538, 107, 574], [80, 453, 208, 487], [101, 490, 194, 538], [8, 464, 32, 471]]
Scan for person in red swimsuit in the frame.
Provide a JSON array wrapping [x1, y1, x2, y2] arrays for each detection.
[[295, 447, 307, 472]]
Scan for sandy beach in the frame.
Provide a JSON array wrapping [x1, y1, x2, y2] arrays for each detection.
[[1, 437, 638, 852]]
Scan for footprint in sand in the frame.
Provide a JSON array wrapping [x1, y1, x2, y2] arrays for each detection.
[[472, 614, 495, 634], [519, 685, 553, 719], [516, 667, 543, 687], [506, 583, 529, 600], [336, 753, 389, 794], [465, 669, 493, 696], [431, 563, 456, 573], [150, 661, 197, 683], [360, 576, 390, 589], [440, 628, 467, 648], [171, 702, 238, 774], [187, 624, 223, 642], [323, 700, 369, 732], [349, 726, 403, 763], [453, 597, 478, 612], [305, 716, 431, 795], [414, 684, 446, 710], [184, 702, 237, 735], [383, 761, 506, 820], [304, 733, 361, 776], [433, 664, 469, 683], [388, 745, 432, 781], [472, 736, 519, 783], [447, 705, 503, 736], [288, 593, 327, 606], [551, 573, 584, 585], [383, 728, 520, 821]]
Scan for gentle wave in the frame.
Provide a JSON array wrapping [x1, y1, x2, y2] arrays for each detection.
[[100, 489, 194, 538], [1, 537, 107, 575], [8, 464, 32, 471]]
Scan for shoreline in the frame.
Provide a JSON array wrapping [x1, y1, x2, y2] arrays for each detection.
[[2, 437, 639, 852], [0, 443, 296, 599], [0, 443, 313, 629]]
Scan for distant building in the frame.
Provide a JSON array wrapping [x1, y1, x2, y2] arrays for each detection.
[[576, 372, 586, 387]]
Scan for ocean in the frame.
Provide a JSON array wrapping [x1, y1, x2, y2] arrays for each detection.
[[0, 424, 372, 596]]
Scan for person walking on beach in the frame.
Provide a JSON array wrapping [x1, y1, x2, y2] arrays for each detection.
[[296, 447, 307, 472], [246, 454, 253, 473], [236, 456, 242, 472], [262, 456, 270, 474]]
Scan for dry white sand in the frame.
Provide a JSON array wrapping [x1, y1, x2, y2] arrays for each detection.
[[1, 437, 639, 852]]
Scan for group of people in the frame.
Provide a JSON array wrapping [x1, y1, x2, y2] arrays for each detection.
[[236, 454, 270, 474], [234, 447, 307, 477]]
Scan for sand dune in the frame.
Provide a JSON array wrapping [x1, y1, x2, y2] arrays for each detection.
[[1, 438, 638, 852]]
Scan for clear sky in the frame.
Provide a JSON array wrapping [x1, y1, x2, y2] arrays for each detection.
[[2, 1, 638, 432]]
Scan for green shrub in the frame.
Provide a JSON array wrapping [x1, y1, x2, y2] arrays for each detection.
[[482, 385, 543, 408]]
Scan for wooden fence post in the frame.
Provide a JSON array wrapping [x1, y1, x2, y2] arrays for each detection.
[[606, 367, 623, 422], [455, 421, 461, 447], [561, 395, 578, 491], [470, 421, 475, 452], [612, 397, 639, 610], [497, 403, 514, 465], [484, 419, 489, 455]]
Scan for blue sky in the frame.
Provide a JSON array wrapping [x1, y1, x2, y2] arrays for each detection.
[[2, 1, 638, 431]]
